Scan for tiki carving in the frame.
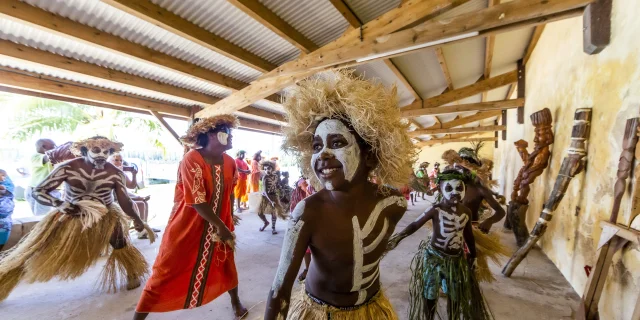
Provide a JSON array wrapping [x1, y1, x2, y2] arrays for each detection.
[[506, 108, 554, 246], [503, 108, 592, 277]]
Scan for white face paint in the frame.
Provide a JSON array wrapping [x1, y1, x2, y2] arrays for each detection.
[[87, 146, 110, 169], [441, 179, 465, 204], [311, 119, 361, 190], [217, 132, 229, 145]]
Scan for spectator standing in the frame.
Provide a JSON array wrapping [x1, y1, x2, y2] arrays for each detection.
[[250, 151, 262, 193], [233, 150, 251, 212], [25, 139, 59, 215]]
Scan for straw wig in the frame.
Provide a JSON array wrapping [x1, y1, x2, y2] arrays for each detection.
[[281, 70, 417, 190], [260, 160, 276, 170], [70, 136, 123, 157], [180, 114, 239, 148]]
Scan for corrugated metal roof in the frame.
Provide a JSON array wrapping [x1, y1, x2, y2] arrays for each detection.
[[259, 0, 349, 47], [354, 60, 415, 108], [391, 50, 448, 100], [21, 0, 264, 83], [344, 0, 400, 24], [152, 0, 299, 66]]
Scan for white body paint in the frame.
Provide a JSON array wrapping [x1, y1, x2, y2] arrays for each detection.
[[271, 201, 306, 298], [217, 132, 229, 145], [311, 119, 361, 190], [434, 207, 468, 251], [351, 196, 406, 304], [441, 179, 465, 203]]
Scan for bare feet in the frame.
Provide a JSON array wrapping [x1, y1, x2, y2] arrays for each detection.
[[127, 278, 141, 290], [298, 269, 308, 282], [272, 229, 278, 235], [232, 301, 248, 320], [259, 221, 270, 232]]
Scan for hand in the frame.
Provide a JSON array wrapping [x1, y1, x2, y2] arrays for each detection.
[[386, 233, 403, 251], [478, 220, 492, 233], [468, 257, 478, 271], [143, 195, 151, 202], [217, 225, 234, 243], [133, 219, 145, 232], [59, 202, 81, 216]]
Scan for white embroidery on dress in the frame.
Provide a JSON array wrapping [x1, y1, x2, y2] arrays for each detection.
[[190, 163, 206, 204]]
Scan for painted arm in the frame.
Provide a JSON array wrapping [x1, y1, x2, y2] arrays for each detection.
[[387, 207, 436, 251], [463, 207, 477, 266], [477, 184, 506, 233], [114, 172, 144, 231], [32, 165, 67, 208], [265, 201, 312, 320]]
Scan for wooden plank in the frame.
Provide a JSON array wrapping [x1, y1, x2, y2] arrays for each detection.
[[583, 0, 612, 55], [0, 40, 221, 105], [494, 120, 499, 148], [599, 221, 640, 244], [0, 85, 187, 120], [101, 0, 276, 72], [409, 71, 518, 110], [502, 110, 508, 140], [198, 0, 468, 117], [482, 0, 499, 102], [419, 136, 498, 147], [228, 0, 318, 53], [435, 110, 503, 129], [237, 117, 282, 135], [236, 106, 286, 123], [523, 24, 546, 65], [384, 59, 421, 101], [0, 0, 256, 93], [517, 59, 525, 124], [505, 83, 517, 100], [435, 47, 455, 91], [328, 0, 362, 28], [401, 98, 524, 117], [409, 125, 505, 136], [150, 110, 182, 144], [0, 67, 190, 117]]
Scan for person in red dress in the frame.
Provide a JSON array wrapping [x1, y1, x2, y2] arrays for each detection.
[[133, 115, 247, 320], [233, 150, 251, 212]]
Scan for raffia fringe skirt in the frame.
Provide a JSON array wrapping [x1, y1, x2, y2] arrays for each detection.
[[288, 287, 398, 320], [472, 229, 512, 283], [0, 203, 148, 301], [257, 193, 288, 220]]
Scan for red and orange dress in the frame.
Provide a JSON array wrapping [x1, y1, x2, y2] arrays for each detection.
[[136, 150, 238, 312]]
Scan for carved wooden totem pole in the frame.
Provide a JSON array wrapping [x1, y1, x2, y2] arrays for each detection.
[[503, 108, 592, 277], [505, 108, 554, 246]]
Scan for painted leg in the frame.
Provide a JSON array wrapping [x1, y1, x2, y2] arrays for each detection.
[[236, 197, 243, 213], [108, 224, 146, 291], [258, 214, 269, 231], [228, 287, 248, 319], [425, 298, 437, 320], [271, 214, 277, 235]]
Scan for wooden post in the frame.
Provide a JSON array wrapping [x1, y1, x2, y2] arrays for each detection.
[[583, 0, 612, 55], [502, 110, 507, 140], [503, 108, 591, 276], [494, 120, 499, 148], [150, 110, 182, 144], [517, 59, 525, 124]]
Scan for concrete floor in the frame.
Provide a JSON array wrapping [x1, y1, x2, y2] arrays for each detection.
[[1, 196, 579, 320]]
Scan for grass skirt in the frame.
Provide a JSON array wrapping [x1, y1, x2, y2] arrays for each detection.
[[288, 286, 398, 320], [0, 203, 148, 301], [258, 193, 288, 220], [409, 241, 492, 320], [473, 229, 512, 283]]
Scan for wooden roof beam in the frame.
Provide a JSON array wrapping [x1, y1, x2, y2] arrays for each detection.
[[482, 0, 499, 102], [419, 137, 497, 147], [437, 110, 503, 129], [199, 0, 588, 117], [435, 48, 455, 91], [228, 0, 318, 53], [401, 98, 524, 117], [237, 118, 282, 135], [523, 25, 546, 65], [101, 0, 276, 72], [329, 0, 362, 28], [410, 125, 505, 137]]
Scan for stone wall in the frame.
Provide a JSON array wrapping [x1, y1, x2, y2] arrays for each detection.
[[492, 1, 640, 318]]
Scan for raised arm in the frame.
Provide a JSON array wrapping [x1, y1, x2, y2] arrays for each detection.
[[477, 184, 506, 233], [114, 171, 144, 231], [387, 207, 436, 251], [32, 165, 67, 208], [264, 201, 312, 320]]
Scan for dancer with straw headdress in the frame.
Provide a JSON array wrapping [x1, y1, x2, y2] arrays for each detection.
[[133, 115, 246, 320], [387, 167, 492, 320], [0, 136, 154, 302], [257, 159, 288, 234], [264, 71, 417, 320]]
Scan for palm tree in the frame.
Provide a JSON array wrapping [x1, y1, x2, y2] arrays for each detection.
[[3, 97, 167, 153]]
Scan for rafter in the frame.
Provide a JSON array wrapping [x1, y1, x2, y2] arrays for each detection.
[[482, 0, 499, 102], [150, 110, 181, 144], [410, 125, 505, 137], [329, 0, 362, 28], [384, 59, 421, 102], [436, 110, 503, 129], [228, 0, 318, 53], [523, 25, 546, 65], [435, 47, 455, 91], [101, 0, 276, 72], [401, 98, 524, 117], [419, 137, 497, 147]]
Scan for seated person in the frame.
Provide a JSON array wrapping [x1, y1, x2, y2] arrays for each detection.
[[0, 169, 15, 251], [108, 153, 159, 239], [265, 71, 417, 319]]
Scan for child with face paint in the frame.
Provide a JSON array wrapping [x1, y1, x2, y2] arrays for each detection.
[[257, 160, 288, 234], [387, 168, 492, 320], [265, 71, 417, 320]]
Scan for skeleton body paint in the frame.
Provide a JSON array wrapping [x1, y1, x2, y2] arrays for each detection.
[[433, 207, 468, 251], [441, 179, 465, 203], [311, 119, 361, 190], [271, 201, 306, 298], [351, 196, 406, 304]]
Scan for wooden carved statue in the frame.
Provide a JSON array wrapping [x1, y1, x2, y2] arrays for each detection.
[[503, 108, 592, 277], [506, 108, 554, 246]]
